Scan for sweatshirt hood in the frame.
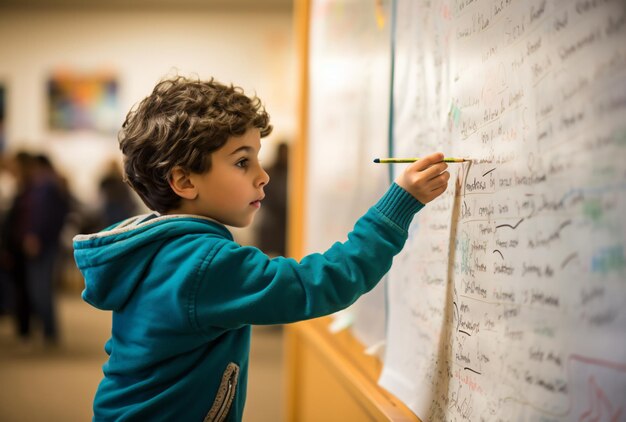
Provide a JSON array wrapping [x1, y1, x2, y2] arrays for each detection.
[[73, 214, 231, 311]]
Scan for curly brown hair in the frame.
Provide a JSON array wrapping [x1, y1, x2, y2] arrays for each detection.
[[119, 75, 272, 213]]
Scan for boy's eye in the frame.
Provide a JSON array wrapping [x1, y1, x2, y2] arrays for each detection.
[[236, 158, 249, 168]]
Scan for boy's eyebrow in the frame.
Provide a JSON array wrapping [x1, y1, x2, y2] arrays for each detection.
[[229, 145, 260, 155], [229, 146, 253, 155]]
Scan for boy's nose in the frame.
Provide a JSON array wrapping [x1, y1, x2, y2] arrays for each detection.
[[258, 167, 270, 187]]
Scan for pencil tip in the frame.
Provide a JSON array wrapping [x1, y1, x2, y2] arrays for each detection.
[[373, 158, 380, 163]]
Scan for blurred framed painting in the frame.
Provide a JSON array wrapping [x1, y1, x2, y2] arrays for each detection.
[[47, 70, 119, 133]]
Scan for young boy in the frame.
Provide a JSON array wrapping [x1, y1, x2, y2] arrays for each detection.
[[73, 75, 450, 421]]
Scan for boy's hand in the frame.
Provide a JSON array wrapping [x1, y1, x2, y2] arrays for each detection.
[[394, 152, 450, 204]]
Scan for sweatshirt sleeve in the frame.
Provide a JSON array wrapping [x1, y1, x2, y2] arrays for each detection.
[[190, 183, 424, 330]]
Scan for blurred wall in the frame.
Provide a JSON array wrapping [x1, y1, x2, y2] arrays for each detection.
[[0, 7, 295, 205]]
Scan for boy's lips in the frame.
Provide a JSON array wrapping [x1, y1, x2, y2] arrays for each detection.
[[250, 196, 264, 208]]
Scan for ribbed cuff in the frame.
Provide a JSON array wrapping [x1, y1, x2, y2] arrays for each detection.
[[374, 183, 424, 231]]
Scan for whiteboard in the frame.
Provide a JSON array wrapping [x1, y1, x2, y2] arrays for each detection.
[[379, 0, 626, 420], [306, 0, 393, 347]]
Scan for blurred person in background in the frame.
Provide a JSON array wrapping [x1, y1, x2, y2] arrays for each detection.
[[255, 141, 289, 257], [1, 151, 36, 341], [25, 153, 70, 345], [97, 159, 139, 229], [0, 152, 17, 315], [0, 151, 69, 345]]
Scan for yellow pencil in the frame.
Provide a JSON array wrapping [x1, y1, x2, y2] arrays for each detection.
[[373, 157, 469, 163]]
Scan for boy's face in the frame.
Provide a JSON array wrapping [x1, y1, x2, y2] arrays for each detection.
[[185, 128, 270, 227]]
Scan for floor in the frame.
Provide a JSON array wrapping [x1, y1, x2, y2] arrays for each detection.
[[0, 292, 284, 421]]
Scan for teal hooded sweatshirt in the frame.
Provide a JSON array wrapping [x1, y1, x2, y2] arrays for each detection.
[[73, 183, 424, 421]]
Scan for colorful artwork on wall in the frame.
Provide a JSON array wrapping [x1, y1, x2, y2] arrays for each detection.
[[47, 70, 119, 133]]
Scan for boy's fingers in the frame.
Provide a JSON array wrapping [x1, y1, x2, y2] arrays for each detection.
[[420, 162, 448, 181], [431, 179, 449, 192], [422, 171, 449, 193], [430, 183, 446, 193], [425, 183, 447, 203], [408, 152, 444, 171]]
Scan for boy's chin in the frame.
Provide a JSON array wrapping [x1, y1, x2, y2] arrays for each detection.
[[222, 217, 255, 228]]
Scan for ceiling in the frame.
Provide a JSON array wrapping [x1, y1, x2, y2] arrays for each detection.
[[0, 0, 293, 11]]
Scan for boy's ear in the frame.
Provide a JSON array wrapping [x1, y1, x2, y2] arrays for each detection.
[[168, 167, 198, 200]]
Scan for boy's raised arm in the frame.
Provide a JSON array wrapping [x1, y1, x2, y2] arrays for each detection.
[[190, 154, 450, 329]]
